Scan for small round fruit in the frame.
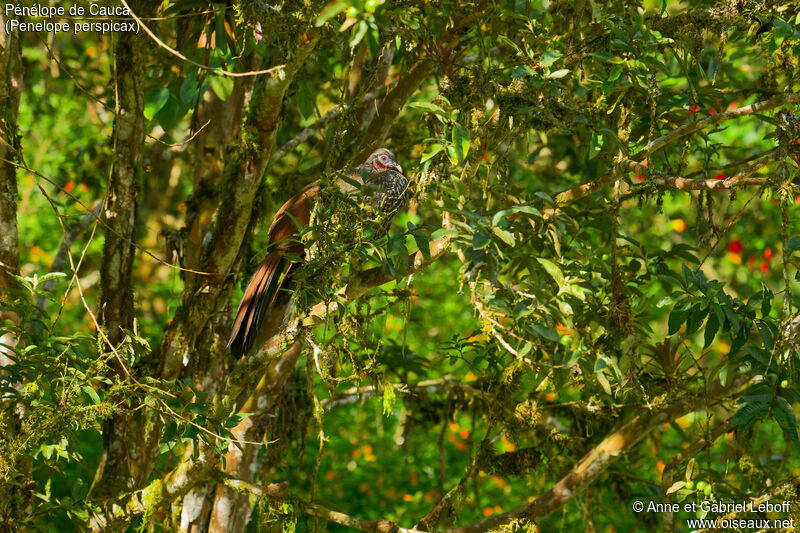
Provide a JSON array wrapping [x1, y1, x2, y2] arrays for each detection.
[[703, 484, 712, 495], [685, 481, 694, 490], [781, 379, 789, 388], [347, 6, 358, 16], [366, 0, 377, 9], [696, 481, 708, 492], [560, 335, 571, 345]]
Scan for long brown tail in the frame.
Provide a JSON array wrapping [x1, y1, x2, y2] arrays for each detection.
[[227, 251, 290, 357]]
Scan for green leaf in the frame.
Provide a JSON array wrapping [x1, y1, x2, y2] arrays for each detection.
[[596, 371, 612, 395], [719, 362, 730, 387], [411, 231, 430, 260], [491, 205, 541, 226], [316, 1, 347, 26], [704, 313, 719, 349], [82, 385, 100, 404], [421, 143, 445, 163], [540, 50, 562, 67], [757, 320, 773, 350], [144, 88, 170, 120], [156, 95, 181, 130], [295, 81, 316, 119], [407, 101, 448, 118], [497, 35, 523, 54], [209, 74, 234, 101], [682, 264, 695, 286], [511, 65, 536, 78], [607, 64, 624, 81], [530, 324, 560, 342], [547, 69, 570, 79], [732, 397, 770, 430], [492, 227, 516, 247], [180, 75, 200, 105], [536, 257, 565, 287], [452, 123, 470, 163], [224, 413, 252, 428], [685, 458, 698, 481], [472, 230, 490, 250], [773, 396, 799, 444], [445, 144, 458, 164], [668, 306, 689, 336], [761, 287, 773, 317]]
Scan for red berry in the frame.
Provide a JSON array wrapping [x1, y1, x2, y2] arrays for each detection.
[[729, 240, 742, 253], [764, 249, 773, 260], [689, 105, 699, 113], [747, 254, 756, 268], [714, 173, 726, 181], [709, 107, 717, 115], [636, 174, 644, 182], [760, 262, 769, 273]]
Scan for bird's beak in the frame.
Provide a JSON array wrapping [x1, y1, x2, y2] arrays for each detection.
[[392, 162, 404, 174]]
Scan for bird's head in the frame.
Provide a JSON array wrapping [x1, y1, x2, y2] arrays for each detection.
[[365, 148, 403, 175]]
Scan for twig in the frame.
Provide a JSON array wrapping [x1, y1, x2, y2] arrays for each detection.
[[36, 203, 102, 312], [1, 157, 216, 276], [121, 0, 285, 78]]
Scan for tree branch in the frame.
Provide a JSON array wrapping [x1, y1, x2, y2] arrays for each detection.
[[554, 90, 800, 205], [444, 375, 752, 533]]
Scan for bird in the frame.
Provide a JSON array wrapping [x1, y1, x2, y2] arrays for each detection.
[[227, 148, 409, 357]]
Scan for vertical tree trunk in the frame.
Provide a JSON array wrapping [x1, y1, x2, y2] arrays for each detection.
[[95, 0, 156, 505], [0, 4, 22, 363], [0, 11, 26, 527]]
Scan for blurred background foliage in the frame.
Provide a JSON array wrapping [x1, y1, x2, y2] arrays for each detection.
[[2, 0, 800, 531]]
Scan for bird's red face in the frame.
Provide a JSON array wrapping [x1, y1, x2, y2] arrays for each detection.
[[372, 152, 403, 174]]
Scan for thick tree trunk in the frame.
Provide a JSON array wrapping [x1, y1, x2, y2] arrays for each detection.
[[174, 29, 321, 533], [0, 10, 26, 527], [0, 7, 22, 364], [95, 0, 156, 506]]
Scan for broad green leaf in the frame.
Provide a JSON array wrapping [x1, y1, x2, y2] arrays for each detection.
[[144, 88, 170, 120], [541, 50, 562, 67], [407, 101, 448, 118], [547, 69, 570, 79], [452, 123, 470, 163], [421, 143, 445, 163], [412, 231, 431, 260], [703, 313, 719, 349], [209, 75, 234, 101], [82, 385, 100, 404], [492, 227, 515, 247], [530, 324, 560, 342], [537, 257, 565, 287], [472, 230, 490, 249]]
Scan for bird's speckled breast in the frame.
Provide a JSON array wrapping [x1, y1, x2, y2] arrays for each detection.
[[368, 169, 411, 217]]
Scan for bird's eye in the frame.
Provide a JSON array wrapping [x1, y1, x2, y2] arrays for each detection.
[[380, 155, 388, 162]]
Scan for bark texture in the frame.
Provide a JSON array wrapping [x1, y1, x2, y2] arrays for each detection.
[[95, 0, 157, 505], [0, 9, 26, 528]]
